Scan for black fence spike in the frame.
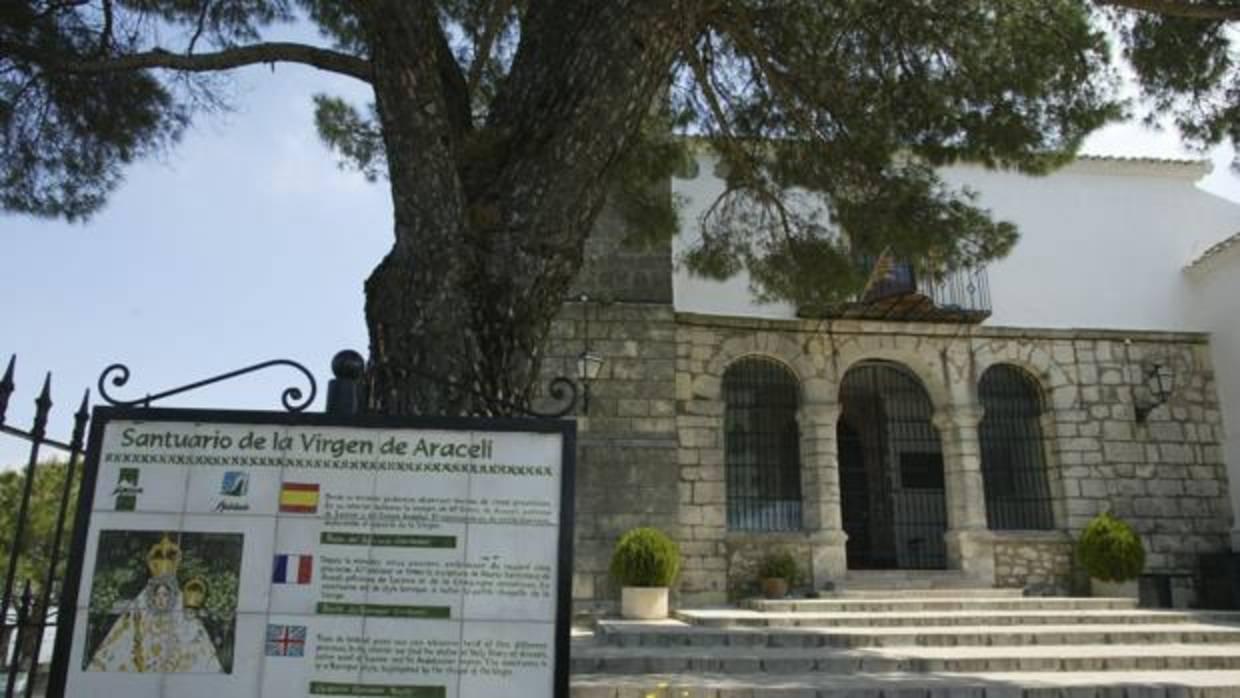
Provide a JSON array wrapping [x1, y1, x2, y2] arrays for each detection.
[[0, 354, 14, 425], [70, 389, 91, 450], [31, 372, 52, 440], [36, 372, 51, 406]]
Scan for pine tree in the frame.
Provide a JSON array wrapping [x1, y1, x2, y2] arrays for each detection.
[[1, 1, 1233, 415]]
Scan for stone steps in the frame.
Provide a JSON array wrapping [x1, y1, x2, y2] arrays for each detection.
[[747, 597, 1138, 613], [570, 670, 1240, 697], [596, 620, 1240, 648], [839, 571, 992, 590], [572, 641, 1240, 674], [675, 608, 1237, 628], [825, 588, 1029, 598], [571, 591, 1240, 697]]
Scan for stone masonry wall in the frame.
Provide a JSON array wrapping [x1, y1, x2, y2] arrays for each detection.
[[673, 313, 1231, 604], [549, 232, 1230, 607], [544, 302, 679, 613], [993, 533, 1075, 595], [723, 536, 815, 600], [568, 200, 672, 304]]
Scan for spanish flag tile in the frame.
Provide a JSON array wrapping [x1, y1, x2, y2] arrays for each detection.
[[279, 482, 320, 514]]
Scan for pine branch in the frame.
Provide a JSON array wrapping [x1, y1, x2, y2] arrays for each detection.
[[1095, 0, 1240, 21], [53, 43, 373, 83]]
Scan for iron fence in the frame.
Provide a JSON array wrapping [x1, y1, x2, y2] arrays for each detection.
[[0, 357, 90, 698]]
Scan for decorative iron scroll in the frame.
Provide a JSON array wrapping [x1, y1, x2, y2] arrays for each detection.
[[98, 359, 318, 413], [527, 375, 578, 419]]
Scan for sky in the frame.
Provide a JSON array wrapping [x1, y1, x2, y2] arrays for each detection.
[[4, 45, 1240, 466]]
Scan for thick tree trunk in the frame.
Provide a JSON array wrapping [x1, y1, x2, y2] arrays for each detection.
[[361, 2, 475, 416], [360, 1, 697, 417]]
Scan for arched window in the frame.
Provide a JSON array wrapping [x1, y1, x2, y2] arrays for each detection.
[[724, 357, 802, 531], [979, 365, 1054, 530]]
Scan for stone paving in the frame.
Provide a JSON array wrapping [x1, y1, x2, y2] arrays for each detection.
[[570, 590, 1240, 697]]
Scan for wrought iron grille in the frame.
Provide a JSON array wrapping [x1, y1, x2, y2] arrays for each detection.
[[724, 357, 802, 531], [979, 365, 1055, 530], [839, 362, 947, 569], [799, 259, 991, 323]]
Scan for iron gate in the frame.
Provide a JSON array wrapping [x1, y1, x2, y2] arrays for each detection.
[[838, 361, 947, 569]]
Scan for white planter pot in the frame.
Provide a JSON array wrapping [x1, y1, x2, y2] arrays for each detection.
[[1091, 578, 1139, 599], [620, 586, 669, 619]]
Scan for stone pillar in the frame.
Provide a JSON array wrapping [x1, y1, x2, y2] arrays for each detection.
[[933, 405, 995, 585], [799, 400, 848, 588]]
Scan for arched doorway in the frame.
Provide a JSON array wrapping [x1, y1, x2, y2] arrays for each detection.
[[838, 361, 947, 569]]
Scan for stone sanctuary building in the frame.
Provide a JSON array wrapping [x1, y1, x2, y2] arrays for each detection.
[[548, 153, 1240, 610]]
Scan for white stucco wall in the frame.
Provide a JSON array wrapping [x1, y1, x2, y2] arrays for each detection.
[[672, 155, 1240, 332], [1185, 246, 1240, 546]]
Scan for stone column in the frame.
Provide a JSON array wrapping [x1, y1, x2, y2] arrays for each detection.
[[933, 405, 995, 585], [799, 399, 848, 589]]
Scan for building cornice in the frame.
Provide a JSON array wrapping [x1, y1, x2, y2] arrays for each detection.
[[674, 310, 1211, 344], [1185, 231, 1240, 274], [678, 137, 1211, 181]]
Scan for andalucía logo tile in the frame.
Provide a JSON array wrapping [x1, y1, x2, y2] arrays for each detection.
[[215, 471, 251, 512], [220, 471, 249, 497]]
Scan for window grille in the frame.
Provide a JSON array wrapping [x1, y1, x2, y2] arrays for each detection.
[[979, 365, 1055, 530], [724, 357, 802, 531]]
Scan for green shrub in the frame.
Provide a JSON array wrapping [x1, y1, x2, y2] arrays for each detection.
[[758, 552, 799, 581], [610, 527, 681, 587], [1076, 512, 1146, 582]]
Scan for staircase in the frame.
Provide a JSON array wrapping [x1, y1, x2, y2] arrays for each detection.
[[571, 579, 1240, 697]]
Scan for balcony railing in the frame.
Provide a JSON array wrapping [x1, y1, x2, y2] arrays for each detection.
[[798, 260, 991, 323]]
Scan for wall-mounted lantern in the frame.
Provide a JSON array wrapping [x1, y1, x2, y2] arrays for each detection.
[[1134, 361, 1176, 423]]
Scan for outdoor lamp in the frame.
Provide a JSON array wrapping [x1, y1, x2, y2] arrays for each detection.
[[1135, 361, 1176, 423], [577, 350, 605, 383], [576, 349, 605, 415]]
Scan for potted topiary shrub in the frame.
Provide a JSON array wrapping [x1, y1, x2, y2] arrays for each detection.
[[1077, 511, 1146, 599], [610, 527, 681, 619], [758, 552, 799, 599]]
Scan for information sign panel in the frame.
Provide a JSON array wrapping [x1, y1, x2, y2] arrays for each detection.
[[48, 408, 574, 698]]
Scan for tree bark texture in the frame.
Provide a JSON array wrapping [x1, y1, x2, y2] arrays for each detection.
[[361, 1, 698, 416]]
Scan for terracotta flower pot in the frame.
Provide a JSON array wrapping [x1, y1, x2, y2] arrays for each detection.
[[761, 577, 789, 599]]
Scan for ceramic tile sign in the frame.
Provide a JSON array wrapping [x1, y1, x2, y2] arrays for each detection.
[[51, 408, 575, 698]]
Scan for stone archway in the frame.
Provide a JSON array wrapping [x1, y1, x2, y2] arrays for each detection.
[[838, 360, 948, 570]]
